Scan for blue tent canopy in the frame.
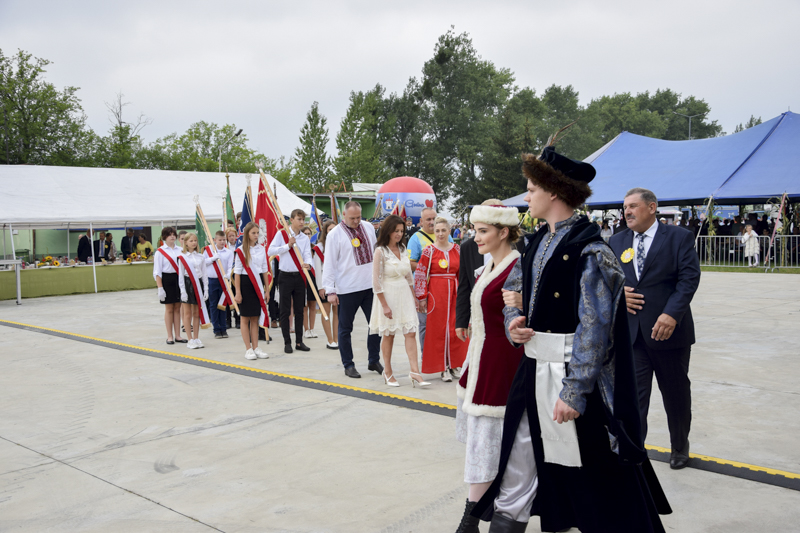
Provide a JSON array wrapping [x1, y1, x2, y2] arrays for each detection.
[[501, 112, 799, 209]]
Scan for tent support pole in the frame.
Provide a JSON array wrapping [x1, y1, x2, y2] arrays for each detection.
[[3, 224, 6, 260], [66, 224, 70, 261], [9, 223, 16, 260], [90, 222, 98, 293]]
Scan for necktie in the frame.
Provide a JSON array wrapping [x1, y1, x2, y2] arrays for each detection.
[[636, 233, 646, 278]]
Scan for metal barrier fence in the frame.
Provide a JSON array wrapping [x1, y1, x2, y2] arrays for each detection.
[[695, 235, 800, 269]]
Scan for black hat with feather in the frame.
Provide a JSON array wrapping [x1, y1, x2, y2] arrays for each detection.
[[522, 122, 596, 208]]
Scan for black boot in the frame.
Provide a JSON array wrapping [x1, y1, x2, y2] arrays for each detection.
[[456, 499, 480, 533], [488, 514, 527, 533]]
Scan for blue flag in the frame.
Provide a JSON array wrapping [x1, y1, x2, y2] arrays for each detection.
[[309, 197, 321, 245], [235, 188, 254, 248]]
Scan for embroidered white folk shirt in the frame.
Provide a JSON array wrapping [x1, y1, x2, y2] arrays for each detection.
[[321, 221, 377, 296]]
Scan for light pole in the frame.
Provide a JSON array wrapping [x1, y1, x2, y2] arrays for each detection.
[[218, 126, 243, 172], [672, 111, 708, 140]]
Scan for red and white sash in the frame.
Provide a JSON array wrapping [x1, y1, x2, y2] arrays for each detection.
[[157, 246, 180, 273], [236, 248, 269, 329], [313, 244, 325, 265], [178, 255, 211, 327], [204, 245, 233, 310], [281, 229, 310, 284]]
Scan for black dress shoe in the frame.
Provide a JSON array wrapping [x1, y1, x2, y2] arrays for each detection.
[[344, 366, 361, 378], [284, 344, 293, 354], [175, 338, 188, 343], [295, 343, 311, 352], [670, 451, 690, 470], [368, 361, 384, 374], [166, 339, 175, 345]]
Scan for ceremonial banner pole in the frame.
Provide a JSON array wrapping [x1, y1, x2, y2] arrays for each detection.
[[764, 192, 788, 270], [194, 196, 240, 315], [89, 222, 98, 293], [256, 167, 328, 321]]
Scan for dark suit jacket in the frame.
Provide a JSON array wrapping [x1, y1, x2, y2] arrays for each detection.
[[609, 222, 701, 351], [121, 236, 136, 257], [77, 235, 92, 263], [456, 237, 483, 329], [93, 239, 106, 260]]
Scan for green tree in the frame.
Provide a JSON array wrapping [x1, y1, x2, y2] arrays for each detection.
[[136, 122, 259, 172], [418, 29, 514, 202], [639, 89, 722, 140], [0, 49, 94, 165], [94, 92, 151, 168], [582, 92, 667, 149], [465, 88, 544, 207], [379, 79, 428, 180], [333, 86, 391, 186], [733, 115, 763, 133], [294, 101, 332, 193]]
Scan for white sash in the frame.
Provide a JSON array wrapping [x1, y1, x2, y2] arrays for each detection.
[[524, 332, 582, 467]]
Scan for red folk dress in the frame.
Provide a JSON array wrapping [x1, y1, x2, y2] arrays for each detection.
[[414, 243, 469, 373]]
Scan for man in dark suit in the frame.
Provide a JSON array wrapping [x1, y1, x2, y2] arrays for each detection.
[[77, 229, 93, 263], [609, 187, 701, 470], [93, 231, 107, 261], [121, 229, 136, 259]]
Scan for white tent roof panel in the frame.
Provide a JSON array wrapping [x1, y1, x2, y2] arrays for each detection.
[[0, 165, 312, 229]]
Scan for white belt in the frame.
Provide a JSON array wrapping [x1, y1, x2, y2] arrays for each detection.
[[524, 331, 582, 467]]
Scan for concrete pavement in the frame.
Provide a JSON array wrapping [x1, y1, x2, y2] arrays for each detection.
[[1, 272, 799, 531]]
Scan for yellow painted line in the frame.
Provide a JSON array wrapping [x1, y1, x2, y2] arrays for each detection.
[[644, 444, 800, 479], [4, 318, 800, 482], [0, 319, 456, 411]]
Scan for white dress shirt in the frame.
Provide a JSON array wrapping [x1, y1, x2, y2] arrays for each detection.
[[633, 219, 659, 280], [313, 242, 324, 281], [233, 245, 269, 276], [178, 251, 209, 296], [153, 243, 181, 280], [321, 221, 377, 296], [205, 245, 233, 279], [268, 228, 312, 273]]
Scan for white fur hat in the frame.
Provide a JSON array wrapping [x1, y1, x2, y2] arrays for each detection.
[[469, 205, 520, 227]]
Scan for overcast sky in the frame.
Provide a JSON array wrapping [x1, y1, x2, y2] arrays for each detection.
[[2, 0, 798, 163]]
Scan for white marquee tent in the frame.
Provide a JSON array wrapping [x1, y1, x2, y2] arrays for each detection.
[[0, 165, 312, 230]]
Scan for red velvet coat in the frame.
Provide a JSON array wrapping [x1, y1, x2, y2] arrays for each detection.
[[457, 251, 524, 418]]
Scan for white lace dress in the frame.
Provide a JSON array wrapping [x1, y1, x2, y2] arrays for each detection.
[[369, 246, 419, 336]]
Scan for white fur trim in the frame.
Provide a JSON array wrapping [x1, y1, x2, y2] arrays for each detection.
[[470, 205, 520, 227], [461, 249, 521, 419]]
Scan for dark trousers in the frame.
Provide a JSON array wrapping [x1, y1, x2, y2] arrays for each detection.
[[207, 278, 227, 334], [268, 278, 279, 324], [279, 272, 305, 345], [633, 330, 692, 455], [337, 288, 380, 369]]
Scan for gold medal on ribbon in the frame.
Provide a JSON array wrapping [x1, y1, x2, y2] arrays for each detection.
[[620, 248, 634, 263], [439, 259, 448, 269], [351, 238, 361, 248]]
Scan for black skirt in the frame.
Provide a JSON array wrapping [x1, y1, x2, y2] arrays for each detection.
[[161, 272, 180, 305], [184, 276, 205, 306], [239, 274, 262, 317], [305, 272, 317, 302]]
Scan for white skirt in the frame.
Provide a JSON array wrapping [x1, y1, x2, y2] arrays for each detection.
[[456, 396, 504, 484], [369, 278, 419, 337]]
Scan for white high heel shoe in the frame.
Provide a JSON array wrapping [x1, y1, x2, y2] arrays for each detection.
[[383, 371, 400, 388], [409, 372, 431, 388]]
